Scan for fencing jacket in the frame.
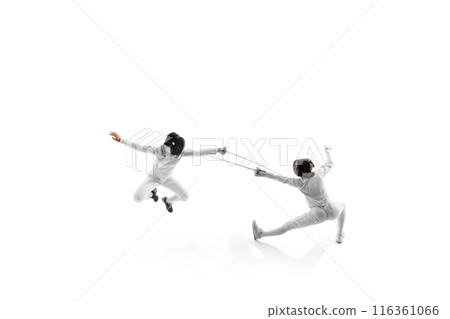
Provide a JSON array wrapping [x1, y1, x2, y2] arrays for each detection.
[[121, 138, 218, 181], [263, 150, 334, 208]]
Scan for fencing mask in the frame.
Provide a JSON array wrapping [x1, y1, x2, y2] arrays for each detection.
[[293, 158, 314, 178], [164, 132, 185, 156]]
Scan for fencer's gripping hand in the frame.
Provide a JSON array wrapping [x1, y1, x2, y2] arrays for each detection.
[[110, 132, 121, 142], [324, 145, 332, 151], [218, 146, 227, 155], [254, 167, 266, 177]]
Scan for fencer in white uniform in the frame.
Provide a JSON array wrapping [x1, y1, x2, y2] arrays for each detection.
[[110, 131, 226, 212], [252, 146, 346, 243]]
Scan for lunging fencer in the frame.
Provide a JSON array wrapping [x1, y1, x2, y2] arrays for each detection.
[[110, 131, 226, 213], [252, 146, 346, 243]]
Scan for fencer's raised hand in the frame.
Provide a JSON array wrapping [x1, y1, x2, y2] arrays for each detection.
[[254, 167, 266, 177], [110, 132, 121, 142], [324, 145, 332, 151], [218, 146, 227, 155]]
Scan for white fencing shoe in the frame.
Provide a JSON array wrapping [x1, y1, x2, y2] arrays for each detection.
[[252, 220, 262, 240], [335, 232, 345, 244]]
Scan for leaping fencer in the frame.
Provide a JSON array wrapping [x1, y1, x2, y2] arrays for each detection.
[[110, 131, 226, 213], [252, 146, 346, 243]]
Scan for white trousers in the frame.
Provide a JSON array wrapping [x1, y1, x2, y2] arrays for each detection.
[[133, 175, 189, 204], [284, 202, 345, 231]]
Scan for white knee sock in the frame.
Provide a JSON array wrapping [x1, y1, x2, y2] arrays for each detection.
[[261, 226, 287, 238], [336, 209, 346, 235]]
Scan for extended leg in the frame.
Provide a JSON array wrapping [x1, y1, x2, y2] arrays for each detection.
[[260, 225, 287, 238], [256, 208, 328, 239]]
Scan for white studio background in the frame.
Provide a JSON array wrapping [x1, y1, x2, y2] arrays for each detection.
[[0, 0, 449, 318]]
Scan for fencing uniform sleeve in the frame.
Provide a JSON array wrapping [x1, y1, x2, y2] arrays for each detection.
[[120, 138, 156, 154], [181, 148, 218, 157], [263, 172, 304, 188], [317, 150, 333, 176]]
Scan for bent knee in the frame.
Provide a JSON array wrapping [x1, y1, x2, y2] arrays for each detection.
[[328, 203, 345, 219], [180, 191, 190, 201], [133, 193, 145, 203]]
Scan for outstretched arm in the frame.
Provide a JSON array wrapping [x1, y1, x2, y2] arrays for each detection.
[[109, 131, 156, 154], [317, 145, 333, 176], [182, 146, 227, 157], [254, 167, 304, 188]]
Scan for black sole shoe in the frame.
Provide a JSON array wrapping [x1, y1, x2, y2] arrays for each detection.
[[151, 188, 159, 202], [162, 197, 173, 213]]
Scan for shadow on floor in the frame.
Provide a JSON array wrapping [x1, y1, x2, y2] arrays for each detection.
[[220, 235, 337, 273]]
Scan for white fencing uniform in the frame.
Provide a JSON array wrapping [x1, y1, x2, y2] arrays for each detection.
[[121, 138, 218, 203], [259, 150, 346, 237]]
